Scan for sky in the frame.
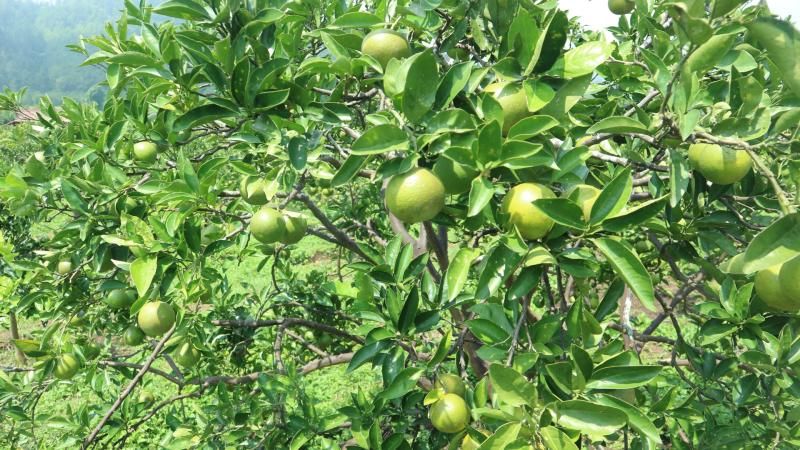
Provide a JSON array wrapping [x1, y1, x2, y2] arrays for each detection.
[[560, 0, 800, 30]]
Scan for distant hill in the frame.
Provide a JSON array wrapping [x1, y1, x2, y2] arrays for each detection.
[[0, 0, 123, 104]]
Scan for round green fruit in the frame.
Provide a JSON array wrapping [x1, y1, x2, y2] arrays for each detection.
[[124, 326, 146, 346], [566, 184, 601, 221], [385, 168, 445, 224], [608, 0, 635, 15], [501, 183, 556, 240], [280, 214, 307, 245], [138, 390, 155, 405], [250, 207, 287, 244], [57, 260, 73, 275], [133, 141, 158, 164], [361, 29, 411, 69], [779, 255, 800, 309], [104, 289, 133, 309], [173, 342, 201, 368], [137, 301, 176, 337], [54, 354, 80, 380], [432, 157, 479, 195], [239, 176, 269, 205], [435, 373, 466, 398], [688, 143, 753, 185], [429, 393, 470, 434], [485, 82, 530, 135], [755, 264, 797, 312]]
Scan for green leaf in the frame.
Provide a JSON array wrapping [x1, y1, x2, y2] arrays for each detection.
[[592, 238, 655, 311], [378, 367, 423, 400], [586, 116, 649, 135], [586, 366, 662, 389], [351, 125, 408, 155], [489, 364, 536, 407], [476, 422, 521, 450], [153, 0, 210, 20], [507, 115, 558, 140], [669, 149, 690, 207], [476, 245, 521, 300], [288, 136, 308, 171], [174, 104, 238, 131], [435, 62, 472, 109], [177, 152, 200, 194], [686, 32, 737, 74], [397, 287, 420, 334], [522, 80, 556, 113], [468, 177, 494, 217], [331, 12, 382, 28], [603, 196, 668, 232], [60, 179, 89, 215], [331, 155, 368, 187], [595, 394, 661, 444], [427, 328, 452, 368], [747, 18, 800, 96], [130, 255, 157, 298], [539, 426, 578, 450], [466, 319, 510, 344], [444, 248, 481, 302], [540, 75, 591, 119], [590, 168, 632, 224], [698, 319, 738, 345], [742, 213, 800, 273], [555, 400, 627, 437], [534, 198, 586, 230], [347, 340, 390, 373], [402, 50, 438, 123], [552, 40, 613, 78]]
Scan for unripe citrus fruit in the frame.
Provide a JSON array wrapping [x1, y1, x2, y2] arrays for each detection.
[[124, 326, 146, 346], [250, 207, 287, 244], [566, 184, 601, 221], [138, 390, 155, 404], [57, 260, 73, 275], [173, 342, 201, 368], [485, 82, 530, 135], [54, 354, 80, 380], [779, 255, 800, 309], [755, 264, 796, 311], [432, 157, 479, 195], [688, 143, 752, 185], [137, 301, 176, 337], [429, 393, 470, 433], [361, 29, 411, 69], [133, 141, 158, 164], [501, 183, 556, 240], [239, 176, 269, 205], [280, 214, 307, 244], [104, 289, 133, 309], [608, 0, 635, 15], [385, 168, 445, 224], [435, 373, 466, 397]]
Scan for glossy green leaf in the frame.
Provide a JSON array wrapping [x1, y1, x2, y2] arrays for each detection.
[[130, 255, 157, 298], [489, 364, 535, 407], [351, 125, 408, 155], [534, 198, 586, 230], [590, 168, 632, 224], [476, 422, 521, 450], [378, 367, 423, 400], [595, 394, 661, 444], [747, 18, 800, 96], [402, 50, 438, 123], [592, 238, 655, 311], [586, 116, 648, 135], [153, 0, 210, 20], [742, 213, 800, 273], [555, 400, 627, 437], [586, 366, 662, 389], [468, 177, 494, 217], [435, 62, 472, 109], [507, 115, 558, 140], [540, 426, 579, 450], [445, 248, 481, 302], [174, 104, 238, 131]]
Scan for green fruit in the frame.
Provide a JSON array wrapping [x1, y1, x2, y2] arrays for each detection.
[[385, 168, 445, 224], [133, 141, 158, 164], [280, 214, 307, 245], [173, 342, 201, 368], [138, 390, 155, 404], [54, 354, 80, 380], [608, 0, 635, 15], [239, 176, 269, 205], [755, 264, 796, 311], [688, 143, 753, 185], [250, 207, 287, 244], [429, 393, 470, 434], [124, 326, 146, 346], [57, 260, 73, 275], [137, 301, 176, 337], [104, 289, 133, 309], [485, 82, 530, 135], [566, 184, 601, 221], [435, 374, 466, 398], [779, 255, 800, 308], [432, 157, 479, 195], [361, 29, 411, 69], [501, 183, 556, 240]]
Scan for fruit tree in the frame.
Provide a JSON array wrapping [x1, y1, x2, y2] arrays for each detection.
[[2, 0, 800, 448]]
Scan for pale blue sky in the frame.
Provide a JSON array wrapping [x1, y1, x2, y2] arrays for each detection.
[[560, 0, 800, 30]]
